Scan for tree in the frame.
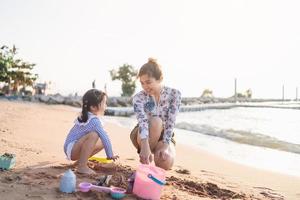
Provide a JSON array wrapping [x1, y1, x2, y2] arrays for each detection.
[[110, 64, 137, 97], [201, 89, 214, 98], [245, 89, 252, 98], [0, 45, 38, 93], [0, 45, 12, 83]]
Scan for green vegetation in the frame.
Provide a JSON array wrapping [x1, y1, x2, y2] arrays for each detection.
[[0, 45, 38, 94], [110, 64, 137, 97]]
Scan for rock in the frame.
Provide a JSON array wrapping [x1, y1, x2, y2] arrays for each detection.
[[38, 95, 50, 103], [47, 94, 64, 104], [116, 98, 128, 107], [64, 97, 81, 107], [107, 97, 119, 107]]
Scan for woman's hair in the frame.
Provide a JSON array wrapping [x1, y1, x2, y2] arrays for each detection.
[[78, 89, 107, 123], [138, 58, 163, 81]]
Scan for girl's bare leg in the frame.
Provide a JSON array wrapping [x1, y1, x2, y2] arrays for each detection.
[[71, 139, 103, 167], [71, 132, 103, 174]]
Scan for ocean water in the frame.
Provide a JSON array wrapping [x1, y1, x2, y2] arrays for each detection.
[[104, 107, 300, 177]]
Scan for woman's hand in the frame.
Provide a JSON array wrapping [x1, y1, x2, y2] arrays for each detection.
[[155, 142, 169, 161], [139, 139, 152, 164]]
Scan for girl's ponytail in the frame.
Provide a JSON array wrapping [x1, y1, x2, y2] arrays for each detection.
[[79, 99, 89, 123]]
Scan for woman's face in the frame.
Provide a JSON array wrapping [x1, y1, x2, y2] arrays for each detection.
[[139, 74, 161, 96]]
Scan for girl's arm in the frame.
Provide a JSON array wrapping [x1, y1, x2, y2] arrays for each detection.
[[163, 89, 181, 144], [91, 118, 114, 158]]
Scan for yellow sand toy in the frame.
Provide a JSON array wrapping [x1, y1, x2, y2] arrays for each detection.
[[88, 157, 113, 164]]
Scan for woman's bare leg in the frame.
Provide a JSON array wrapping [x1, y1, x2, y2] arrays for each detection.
[[137, 117, 163, 152], [136, 116, 176, 169]]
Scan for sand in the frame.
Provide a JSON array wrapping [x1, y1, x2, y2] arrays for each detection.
[[0, 100, 299, 200]]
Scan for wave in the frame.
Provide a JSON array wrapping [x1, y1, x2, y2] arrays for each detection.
[[175, 122, 300, 154]]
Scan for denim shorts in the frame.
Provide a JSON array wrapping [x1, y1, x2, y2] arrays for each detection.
[[130, 124, 176, 153]]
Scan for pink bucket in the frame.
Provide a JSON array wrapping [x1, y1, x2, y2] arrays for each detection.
[[133, 164, 166, 200]]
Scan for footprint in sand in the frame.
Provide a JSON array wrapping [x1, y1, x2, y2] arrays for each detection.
[[175, 168, 191, 175], [24, 171, 59, 180], [50, 163, 75, 170], [0, 138, 8, 143], [2, 174, 22, 184], [253, 187, 284, 200], [25, 194, 46, 200], [260, 191, 284, 200]]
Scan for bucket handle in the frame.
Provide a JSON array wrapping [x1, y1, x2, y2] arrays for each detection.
[[147, 174, 165, 186]]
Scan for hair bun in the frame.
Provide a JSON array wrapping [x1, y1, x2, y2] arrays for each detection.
[[148, 57, 157, 64]]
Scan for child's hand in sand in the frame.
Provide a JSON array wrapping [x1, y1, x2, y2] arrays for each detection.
[[108, 154, 119, 161]]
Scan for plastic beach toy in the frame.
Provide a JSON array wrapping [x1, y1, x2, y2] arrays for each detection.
[[133, 164, 166, 200], [0, 153, 16, 170], [79, 182, 126, 199], [88, 156, 112, 164], [59, 169, 76, 193]]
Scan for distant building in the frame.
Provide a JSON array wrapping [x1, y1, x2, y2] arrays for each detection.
[[34, 83, 47, 95]]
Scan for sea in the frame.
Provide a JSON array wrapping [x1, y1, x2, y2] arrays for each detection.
[[104, 105, 300, 177]]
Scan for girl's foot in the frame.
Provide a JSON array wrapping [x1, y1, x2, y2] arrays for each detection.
[[71, 160, 79, 167], [77, 166, 96, 175]]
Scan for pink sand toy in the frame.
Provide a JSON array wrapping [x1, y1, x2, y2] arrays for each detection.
[[78, 182, 126, 199], [133, 164, 166, 200]]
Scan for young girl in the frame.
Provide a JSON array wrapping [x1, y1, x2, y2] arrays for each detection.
[[130, 58, 181, 170], [64, 89, 118, 174]]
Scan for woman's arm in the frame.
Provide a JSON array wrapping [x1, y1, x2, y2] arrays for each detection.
[[133, 93, 153, 164], [133, 93, 149, 140], [163, 89, 181, 144]]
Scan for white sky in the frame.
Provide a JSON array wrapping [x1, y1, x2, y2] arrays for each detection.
[[1, 0, 300, 98]]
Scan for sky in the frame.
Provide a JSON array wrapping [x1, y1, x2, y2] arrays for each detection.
[[1, 0, 300, 98]]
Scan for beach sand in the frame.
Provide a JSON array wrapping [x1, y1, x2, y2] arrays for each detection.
[[0, 100, 299, 199]]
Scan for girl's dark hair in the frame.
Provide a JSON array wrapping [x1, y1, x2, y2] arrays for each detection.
[[78, 89, 107, 123], [138, 58, 163, 81]]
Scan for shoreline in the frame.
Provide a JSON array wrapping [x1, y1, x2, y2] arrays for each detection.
[[0, 101, 299, 199], [2, 96, 300, 118], [104, 111, 300, 178]]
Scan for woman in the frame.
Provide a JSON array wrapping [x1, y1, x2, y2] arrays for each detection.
[[130, 58, 181, 170]]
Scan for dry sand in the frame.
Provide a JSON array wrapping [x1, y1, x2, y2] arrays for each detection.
[[0, 100, 299, 199]]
